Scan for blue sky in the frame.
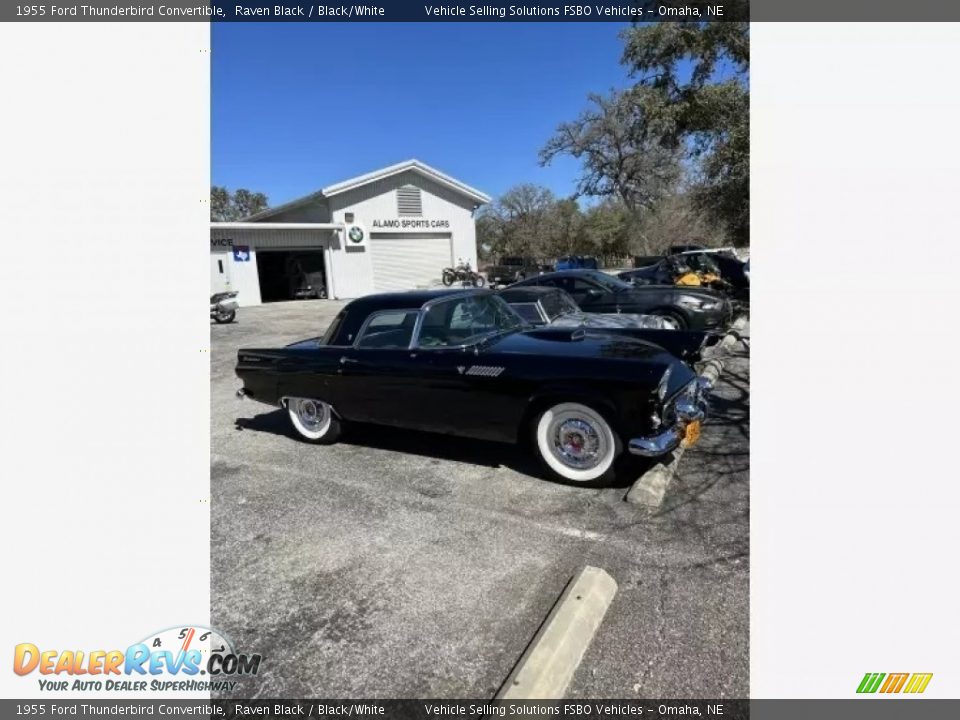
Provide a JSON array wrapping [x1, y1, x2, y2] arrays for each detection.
[[212, 23, 635, 207]]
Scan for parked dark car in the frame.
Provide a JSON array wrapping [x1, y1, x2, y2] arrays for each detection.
[[620, 251, 749, 300], [632, 255, 664, 268], [509, 270, 731, 331], [555, 255, 599, 271], [236, 288, 709, 487], [498, 286, 720, 363], [618, 256, 689, 286], [486, 256, 549, 286], [669, 244, 707, 255], [286, 253, 327, 299]]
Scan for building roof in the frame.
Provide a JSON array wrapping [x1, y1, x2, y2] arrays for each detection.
[[244, 159, 491, 222]]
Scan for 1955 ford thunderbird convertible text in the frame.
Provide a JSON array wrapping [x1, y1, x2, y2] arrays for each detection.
[[235, 289, 710, 486]]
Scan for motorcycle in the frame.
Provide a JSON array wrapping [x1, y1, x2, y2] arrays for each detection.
[[441, 259, 486, 288], [210, 291, 239, 324]]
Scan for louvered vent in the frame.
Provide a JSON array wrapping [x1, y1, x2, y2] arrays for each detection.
[[397, 185, 423, 216]]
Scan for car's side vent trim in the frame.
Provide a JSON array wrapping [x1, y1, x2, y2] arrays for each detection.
[[465, 365, 505, 377]]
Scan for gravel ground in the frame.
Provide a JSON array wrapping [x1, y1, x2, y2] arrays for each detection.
[[211, 300, 749, 699]]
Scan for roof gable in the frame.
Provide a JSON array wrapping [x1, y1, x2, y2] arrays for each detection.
[[244, 159, 490, 222]]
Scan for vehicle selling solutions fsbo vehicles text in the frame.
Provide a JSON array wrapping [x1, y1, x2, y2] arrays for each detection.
[[424, 5, 724, 17]]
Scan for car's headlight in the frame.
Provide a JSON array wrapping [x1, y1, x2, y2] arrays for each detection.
[[656, 366, 672, 402], [677, 298, 720, 311]]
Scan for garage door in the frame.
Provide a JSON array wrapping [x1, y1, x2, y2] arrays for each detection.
[[371, 235, 453, 292]]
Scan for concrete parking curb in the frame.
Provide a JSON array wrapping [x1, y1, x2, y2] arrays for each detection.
[[624, 316, 748, 508], [497, 566, 618, 700]]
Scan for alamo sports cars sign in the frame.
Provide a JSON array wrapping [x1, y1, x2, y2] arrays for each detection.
[[371, 219, 451, 229]]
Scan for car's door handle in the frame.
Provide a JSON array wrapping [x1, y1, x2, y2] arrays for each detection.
[[339, 356, 359, 365]]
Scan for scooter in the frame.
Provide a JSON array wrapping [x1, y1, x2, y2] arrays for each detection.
[[211, 291, 239, 324]]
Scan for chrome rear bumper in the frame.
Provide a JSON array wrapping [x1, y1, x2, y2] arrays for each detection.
[[628, 377, 710, 458]]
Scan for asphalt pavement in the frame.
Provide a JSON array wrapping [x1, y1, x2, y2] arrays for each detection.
[[211, 300, 749, 698]]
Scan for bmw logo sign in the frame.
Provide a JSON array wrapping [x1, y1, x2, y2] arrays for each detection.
[[348, 226, 364, 244]]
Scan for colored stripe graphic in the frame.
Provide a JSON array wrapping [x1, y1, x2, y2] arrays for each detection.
[[904, 673, 933, 694], [857, 672, 933, 694], [880, 673, 909, 693], [856, 673, 885, 693]]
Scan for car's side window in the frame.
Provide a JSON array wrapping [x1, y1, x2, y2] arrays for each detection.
[[569, 277, 598, 298], [354, 309, 419, 349]]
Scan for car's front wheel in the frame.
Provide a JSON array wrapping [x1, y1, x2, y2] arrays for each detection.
[[533, 402, 621, 486], [651, 309, 687, 330], [286, 397, 342, 444]]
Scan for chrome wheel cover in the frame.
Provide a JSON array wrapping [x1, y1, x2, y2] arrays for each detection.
[[549, 414, 607, 470], [293, 398, 329, 432]]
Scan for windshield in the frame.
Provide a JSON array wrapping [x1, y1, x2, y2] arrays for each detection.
[[509, 302, 545, 324], [684, 253, 720, 274], [416, 294, 526, 348], [583, 270, 632, 292], [541, 289, 581, 320]]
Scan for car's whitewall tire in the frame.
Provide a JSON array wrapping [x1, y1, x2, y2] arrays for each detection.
[[286, 397, 342, 444], [534, 402, 620, 486]]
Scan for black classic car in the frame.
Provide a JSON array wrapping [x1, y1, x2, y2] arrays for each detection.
[[236, 288, 709, 487], [509, 270, 731, 331]]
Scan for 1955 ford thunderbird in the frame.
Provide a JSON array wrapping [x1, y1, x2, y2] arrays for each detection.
[[235, 288, 710, 486]]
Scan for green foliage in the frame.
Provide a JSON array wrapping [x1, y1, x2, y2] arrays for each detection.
[[542, 19, 750, 246], [210, 186, 270, 221], [477, 185, 634, 266], [476, 184, 558, 260], [540, 91, 682, 213]]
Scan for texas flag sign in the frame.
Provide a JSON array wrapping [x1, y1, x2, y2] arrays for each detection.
[[233, 246, 250, 262]]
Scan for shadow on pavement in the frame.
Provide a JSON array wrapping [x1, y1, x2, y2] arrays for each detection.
[[234, 409, 647, 489]]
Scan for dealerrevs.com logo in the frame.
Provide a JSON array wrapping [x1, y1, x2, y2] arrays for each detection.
[[13, 625, 262, 693], [857, 672, 933, 694]]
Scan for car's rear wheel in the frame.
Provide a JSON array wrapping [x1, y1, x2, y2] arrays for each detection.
[[533, 402, 621, 486], [286, 397, 342, 444]]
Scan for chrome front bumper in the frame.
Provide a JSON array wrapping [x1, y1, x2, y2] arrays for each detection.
[[629, 377, 711, 458]]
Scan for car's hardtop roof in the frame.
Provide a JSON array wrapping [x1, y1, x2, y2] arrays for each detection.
[[498, 285, 558, 302], [516, 269, 613, 283], [344, 287, 489, 314]]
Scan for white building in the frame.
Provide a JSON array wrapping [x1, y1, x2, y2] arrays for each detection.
[[210, 159, 490, 305]]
